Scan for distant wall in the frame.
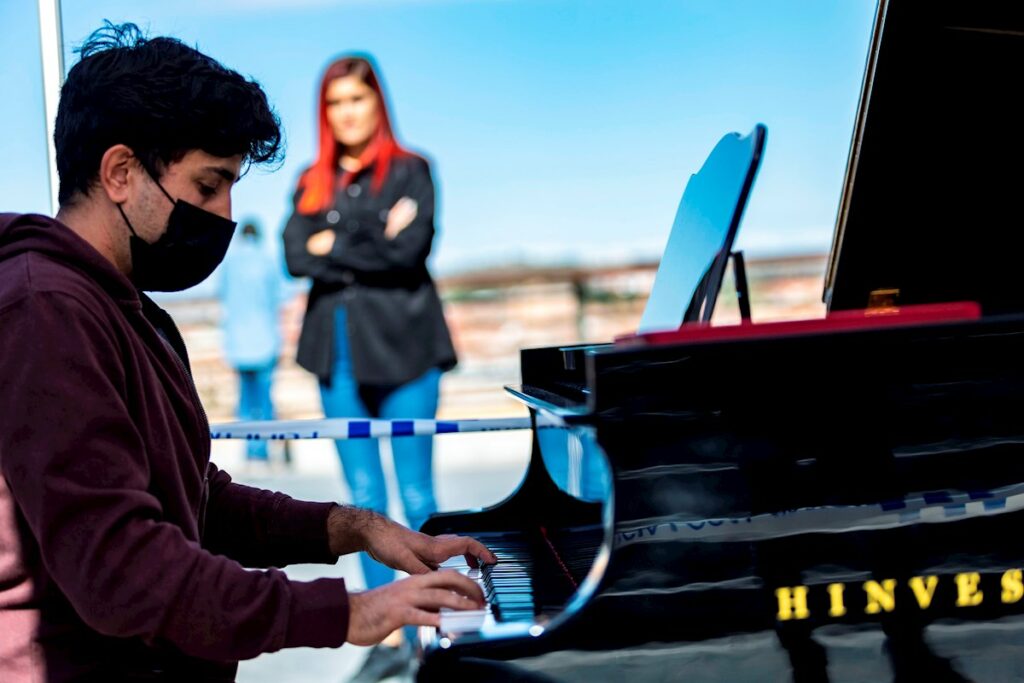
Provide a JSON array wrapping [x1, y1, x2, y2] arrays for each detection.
[[169, 253, 827, 422]]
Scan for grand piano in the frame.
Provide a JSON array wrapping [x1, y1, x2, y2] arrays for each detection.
[[418, 1, 1024, 680]]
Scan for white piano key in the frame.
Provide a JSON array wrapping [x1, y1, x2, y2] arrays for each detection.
[[439, 606, 491, 634]]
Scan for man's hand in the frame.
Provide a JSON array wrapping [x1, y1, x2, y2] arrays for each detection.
[[306, 229, 336, 255], [327, 505, 497, 573], [368, 525, 498, 575], [347, 570, 485, 646]]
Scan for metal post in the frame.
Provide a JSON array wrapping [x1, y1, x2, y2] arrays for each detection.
[[37, 0, 64, 215], [731, 250, 752, 322]]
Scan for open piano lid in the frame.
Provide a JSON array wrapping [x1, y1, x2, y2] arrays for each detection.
[[826, 0, 1024, 315]]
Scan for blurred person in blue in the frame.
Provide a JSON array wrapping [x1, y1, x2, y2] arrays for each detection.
[[219, 219, 284, 467], [283, 54, 457, 681]]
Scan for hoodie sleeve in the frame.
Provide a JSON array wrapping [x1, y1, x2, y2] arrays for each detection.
[[0, 291, 349, 660], [202, 465, 339, 568]]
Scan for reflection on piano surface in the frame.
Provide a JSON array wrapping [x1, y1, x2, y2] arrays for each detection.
[[419, 1, 1024, 680]]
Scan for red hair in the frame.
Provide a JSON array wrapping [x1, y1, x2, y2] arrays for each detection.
[[296, 55, 412, 215]]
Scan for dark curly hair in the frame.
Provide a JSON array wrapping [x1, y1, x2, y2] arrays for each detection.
[[55, 22, 283, 205]]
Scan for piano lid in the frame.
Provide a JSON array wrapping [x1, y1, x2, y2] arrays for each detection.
[[825, 0, 1024, 314]]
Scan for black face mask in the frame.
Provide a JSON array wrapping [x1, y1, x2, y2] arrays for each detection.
[[118, 173, 237, 292]]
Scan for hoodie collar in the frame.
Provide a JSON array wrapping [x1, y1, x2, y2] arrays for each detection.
[[0, 212, 141, 309]]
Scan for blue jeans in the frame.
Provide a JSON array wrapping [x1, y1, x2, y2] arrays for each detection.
[[238, 362, 275, 460], [320, 307, 440, 591], [537, 426, 611, 503]]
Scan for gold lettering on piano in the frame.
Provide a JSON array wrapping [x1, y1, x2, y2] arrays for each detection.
[[775, 586, 810, 621], [955, 573, 984, 607], [827, 583, 847, 617], [1002, 569, 1024, 604], [864, 579, 897, 614], [909, 575, 938, 609], [773, 570, 1024, 622]]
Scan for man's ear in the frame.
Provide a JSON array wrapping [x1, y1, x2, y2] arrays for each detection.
[[98, 144, 138, 204]]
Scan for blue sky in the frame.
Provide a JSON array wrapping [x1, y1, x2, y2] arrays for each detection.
[[0, 0, 876, 276]]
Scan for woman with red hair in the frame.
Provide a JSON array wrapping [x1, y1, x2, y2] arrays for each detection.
[[283, 55, 456, 680]]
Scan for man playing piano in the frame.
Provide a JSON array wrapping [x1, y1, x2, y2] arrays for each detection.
[[0, 22, 494, 682]]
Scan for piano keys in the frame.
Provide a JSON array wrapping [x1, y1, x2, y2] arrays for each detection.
[[431, 526, 603, 645]]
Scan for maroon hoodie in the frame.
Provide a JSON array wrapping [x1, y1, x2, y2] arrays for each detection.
[[0, 213, 349, 681]]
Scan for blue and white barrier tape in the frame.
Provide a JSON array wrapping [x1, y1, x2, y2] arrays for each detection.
[[614, 481, 1024, 548], [210, 416, 535, 441]]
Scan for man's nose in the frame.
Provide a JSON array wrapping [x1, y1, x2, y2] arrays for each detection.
[[219, 194, 233, 221]]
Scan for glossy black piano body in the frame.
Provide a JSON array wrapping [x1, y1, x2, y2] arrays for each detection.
[[421, 309, 1024, 681], [419, 1, 1024, 679]]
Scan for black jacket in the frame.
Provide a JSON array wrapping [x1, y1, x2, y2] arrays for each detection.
[[283, 155, 457, 386]]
